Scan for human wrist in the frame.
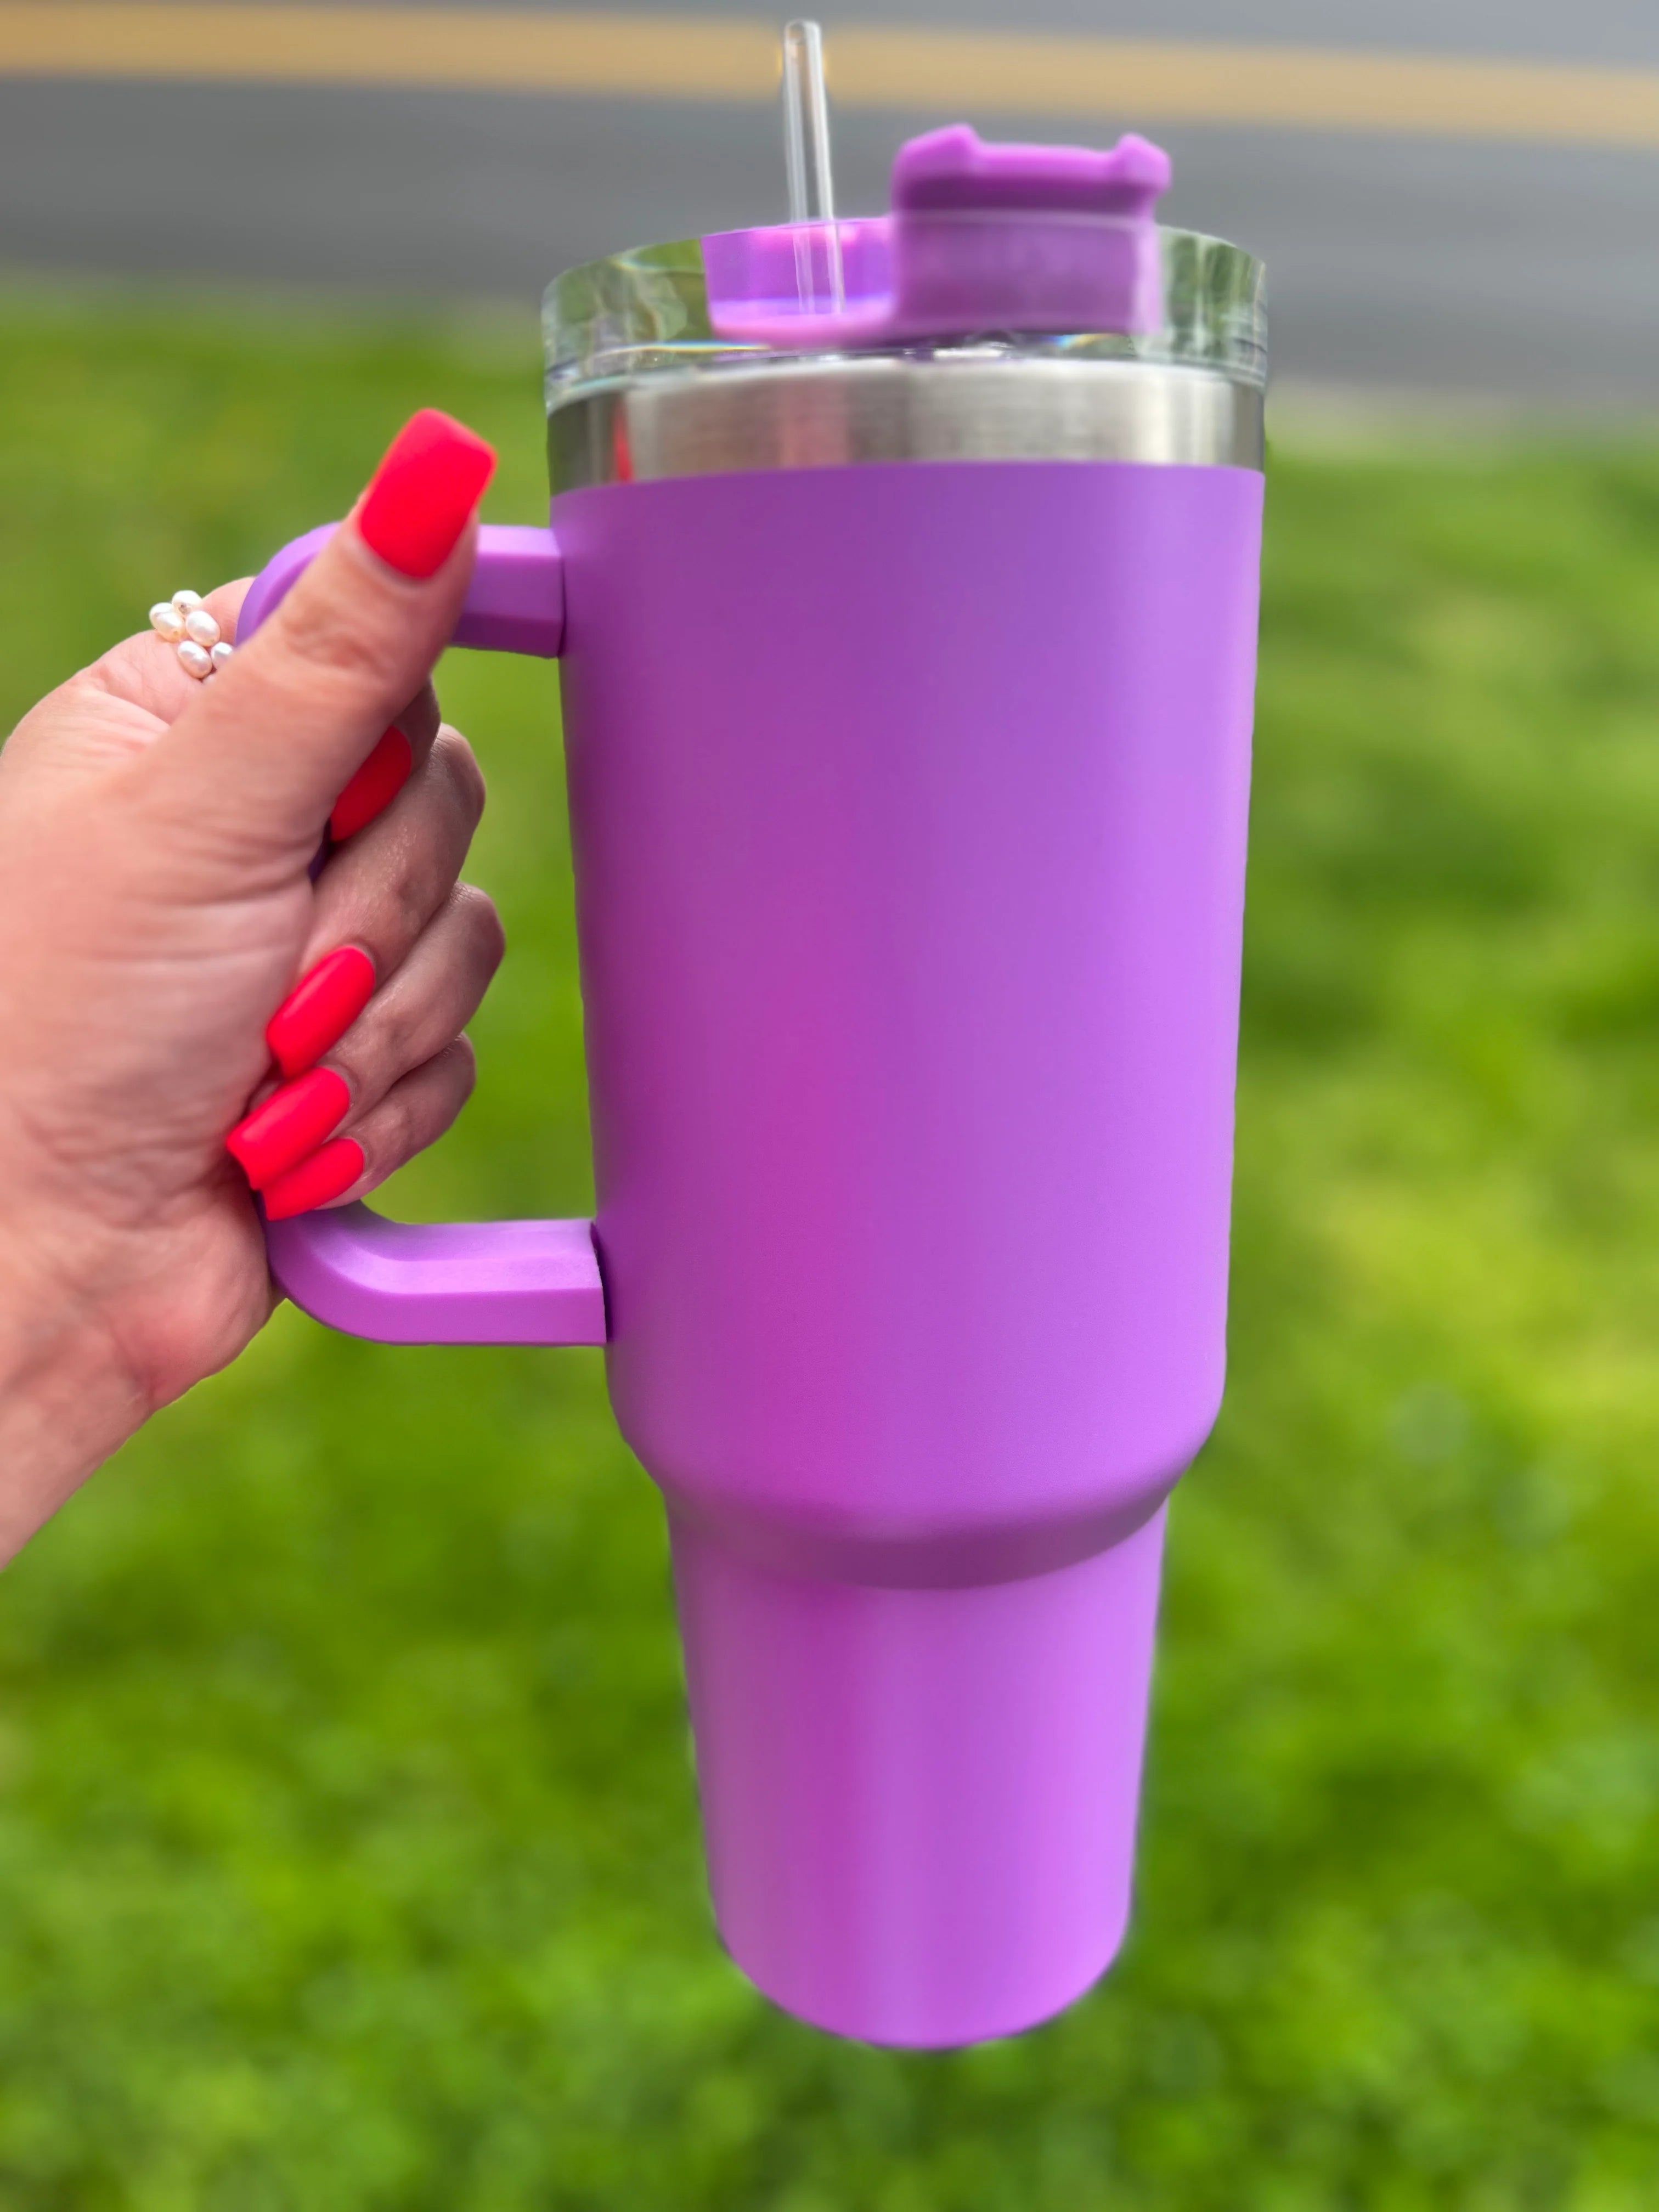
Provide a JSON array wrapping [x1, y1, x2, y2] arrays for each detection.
[[0, 1243, 149, 1564]]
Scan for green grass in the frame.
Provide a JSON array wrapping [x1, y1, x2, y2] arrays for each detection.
[[4, 281, 1659, 2209]]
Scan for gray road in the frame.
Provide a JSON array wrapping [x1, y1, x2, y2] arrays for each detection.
[[3, 0, 1659, 402]]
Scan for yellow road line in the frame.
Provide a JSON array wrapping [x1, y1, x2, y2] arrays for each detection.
[[0, 8, 780, 100], [2, 4, 1658, 153]]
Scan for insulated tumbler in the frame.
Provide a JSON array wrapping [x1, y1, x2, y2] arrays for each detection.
[[240, 125, 1267, 2047]]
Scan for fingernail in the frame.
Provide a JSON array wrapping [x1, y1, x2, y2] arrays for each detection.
[[262, 1137, 366, 1222], [356, 408, 496, 580], [330, 726, 413, 842], [227, 1066, 351, 1190], [265, 947, 376, 1079]]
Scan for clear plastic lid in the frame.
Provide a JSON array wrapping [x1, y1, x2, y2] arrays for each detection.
[[543, 225, 1265, 411]]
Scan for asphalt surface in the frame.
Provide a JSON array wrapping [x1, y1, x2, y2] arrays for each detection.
[[3, 0, 1659, 403]]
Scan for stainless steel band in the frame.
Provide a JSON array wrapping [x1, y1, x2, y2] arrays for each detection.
[[548, 355, 1263, 493]]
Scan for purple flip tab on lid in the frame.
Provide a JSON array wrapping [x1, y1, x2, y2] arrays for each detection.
[[702, 124, 1172, 350]]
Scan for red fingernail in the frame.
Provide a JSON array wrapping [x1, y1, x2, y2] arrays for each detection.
[[262, 1138, 366, 1222], [356, 408, 496, 580], [226, 1066, 350, 1190], [330, 726, 413, 842], [265, 947, 376, 1079]]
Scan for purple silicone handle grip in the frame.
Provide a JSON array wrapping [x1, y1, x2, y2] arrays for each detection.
[[240, 520, 605, 1348], [237, 520, 566, 657]]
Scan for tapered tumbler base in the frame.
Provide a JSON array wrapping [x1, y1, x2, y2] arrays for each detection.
[[669, 1503, 1167, 2048]]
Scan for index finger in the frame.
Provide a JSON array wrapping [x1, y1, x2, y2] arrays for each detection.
[[88, 578, 251, 732]]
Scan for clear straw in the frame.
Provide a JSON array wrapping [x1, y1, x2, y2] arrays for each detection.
[[781, 19, 844, 314]]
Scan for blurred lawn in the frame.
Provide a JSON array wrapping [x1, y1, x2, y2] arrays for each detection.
[[4, 283, 1659, 2210]]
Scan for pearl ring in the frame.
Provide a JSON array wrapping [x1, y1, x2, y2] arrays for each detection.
[[149, 590, 234, 680]]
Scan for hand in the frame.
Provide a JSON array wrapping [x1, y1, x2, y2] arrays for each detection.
[[0, 409, 501, 1559]]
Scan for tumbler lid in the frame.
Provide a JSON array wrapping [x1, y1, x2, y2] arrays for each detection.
[[543, 218, 1265, 411], [702, 126, 1171, 351]]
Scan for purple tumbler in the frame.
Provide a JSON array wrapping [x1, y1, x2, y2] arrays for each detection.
[[240, 117, 1266, 2047]]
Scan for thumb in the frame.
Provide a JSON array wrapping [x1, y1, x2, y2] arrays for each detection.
[[137, 409, 495, 872]]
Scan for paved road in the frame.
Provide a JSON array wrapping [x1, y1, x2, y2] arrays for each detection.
[[3, 0, 1659, 403]]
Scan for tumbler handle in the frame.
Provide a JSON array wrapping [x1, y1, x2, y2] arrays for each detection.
[[239, 521, 606, 1348]]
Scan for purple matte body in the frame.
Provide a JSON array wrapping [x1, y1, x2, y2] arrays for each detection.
[[242, 455, 1262, 2045], [560, 462, 1260, 2041]]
